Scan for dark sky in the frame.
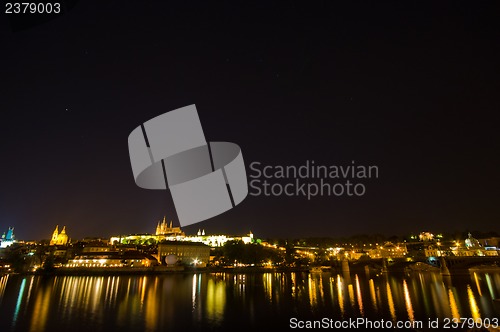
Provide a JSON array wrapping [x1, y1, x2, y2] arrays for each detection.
[[1, 1, 499, 241]]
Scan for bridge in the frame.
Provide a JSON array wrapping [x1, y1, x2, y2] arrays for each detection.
[[442, 256, 500, 270]]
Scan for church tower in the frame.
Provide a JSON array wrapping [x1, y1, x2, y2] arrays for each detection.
[[50, 225, 59, 245], [154, 216, 185, 237], [50, 225, 69, 245], [156, 221, 161, 235]]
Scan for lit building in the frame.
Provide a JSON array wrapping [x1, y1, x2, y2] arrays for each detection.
[[156, 216, 185, 237], [368, 242, 407, 259], [157, 241, 210, 267], [186, 230, 254, 247], [450, 233, 498, 257], [0, 227, 15, 248], [424, 244, 445, 257], [66, 251, 157, 268], [50, 225, 69, 245], [419, 232, 435, 242], [110, 216, 185, 245], [110, 217, 254, 248], [82, 246, 114, 253]]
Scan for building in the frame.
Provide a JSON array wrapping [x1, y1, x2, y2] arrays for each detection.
[[419, 232, 433, 242], [110, 217, 254, 248], [156, 217, 185, 237], [477, 236, 500, 248], [66, 251, 157, 268], [186, 230, 254, 247], [157, 241, 210, 267], [450, 233, 498, 257], [82, 246, 114, 253], [110, 216, 185, 245], [50, 225, 69, 245], [368, 242, 407, 259], [0, 227, 15, 248]]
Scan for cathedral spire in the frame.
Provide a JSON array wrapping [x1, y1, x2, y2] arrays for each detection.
[[50, 225, 68, 246]]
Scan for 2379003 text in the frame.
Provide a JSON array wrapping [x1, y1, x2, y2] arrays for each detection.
[[5, 3, 60, 14], [442, 317, 499, 329]]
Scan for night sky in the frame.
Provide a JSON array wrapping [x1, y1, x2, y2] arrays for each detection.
[[1, 1, 499, 241]]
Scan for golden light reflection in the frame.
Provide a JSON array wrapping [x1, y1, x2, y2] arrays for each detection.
[[62, 277, 76, 318], [117, 278, 142, 326], [448, 288, 460, 319], [206, 277, 226, 323], [103, 276, 120, 305], [59, 276, 67, 304], [329, 276, 335, 305], [403, 279, 414, 321], [308, 274, 318, 308], [0, 274, 9, 304], [337, 275, 344, 316], [291, 273, 296, 298], [263, 273, 273, 302], [234, 274, 246, 298], [369, 279, 377, 311], [318, 274, 324, 304], [386, 281, 396, 321], [113, 276, 120, 303], [144, 277, 159, 332], [140, 276, 147, 307], [348, 284, 355, 308], [473, 272, 482, 296], [355, 275, 363, 316], [29, 282, 52, 332], [467, 284, 481, 320], [92, 277, 104, 314], [192, 274, 197, 310], [418, 273, 431, 316]]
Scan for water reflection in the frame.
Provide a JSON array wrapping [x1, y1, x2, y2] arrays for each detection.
[[0, 274, 9, 304], [403, 279, 414, 321], [206, 275, 226, 323], [355, 275, 363, 316], [0, 271, 499, 331], [448, 288, 460, 319], [467, 284, 481, 320], [337, 274, 344, 316], [386, 281, 397, 321]]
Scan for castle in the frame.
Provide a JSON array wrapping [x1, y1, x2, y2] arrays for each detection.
[[155, 216, 185, 237], [110, 216, 253, 247], [50, 225, 69, 245]]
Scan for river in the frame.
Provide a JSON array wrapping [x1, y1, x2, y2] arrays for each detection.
[[0, 270, 499, 331]]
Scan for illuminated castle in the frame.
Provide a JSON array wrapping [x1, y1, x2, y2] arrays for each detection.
[[156, 216, 185, 237], [50, 225, 69, 245]]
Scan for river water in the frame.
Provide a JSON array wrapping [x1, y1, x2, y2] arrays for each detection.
[[0, 270, 499, 331]]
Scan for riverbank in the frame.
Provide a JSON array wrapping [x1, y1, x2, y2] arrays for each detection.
[[16, 265, 313, 276], [9, 259, 499, 276]]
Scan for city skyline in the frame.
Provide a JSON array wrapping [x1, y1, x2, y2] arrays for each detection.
[[1, 1, 499, 240], [2, 218, 498, 244]]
